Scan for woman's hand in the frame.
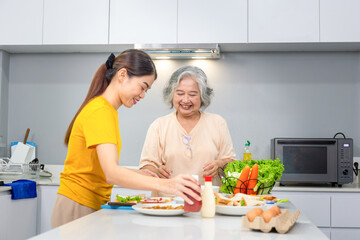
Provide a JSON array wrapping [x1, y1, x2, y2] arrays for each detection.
[[158, 165, 172, 179], [202, 160, 219, 178], [160, 174, 201, 205]]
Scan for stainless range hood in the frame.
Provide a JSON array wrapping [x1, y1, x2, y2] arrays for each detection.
[[134, 43, 220, 59]]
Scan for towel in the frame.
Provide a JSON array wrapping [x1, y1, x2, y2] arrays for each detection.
[[101, 205, 134, 210], [4, 179, 37, 200]]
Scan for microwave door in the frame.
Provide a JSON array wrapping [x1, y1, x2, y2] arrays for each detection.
[[280, 144, 337, 184]]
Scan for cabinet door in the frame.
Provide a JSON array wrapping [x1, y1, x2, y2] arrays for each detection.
[[0, 191, 37, 240], [331, 194, 360, 227], [249, 0, 319, 42], [0, 0, 43, 44], [331, 228, 360, 240], [9, 197, 38, 239], [38, 185, 59, 234], [320, 0, 360, 42], [109, 0, 177, 44], [0, 193, 10, 240], [272, 191, 330, 227], [178, 0, 247, 43], [43, 0, 109, 44]]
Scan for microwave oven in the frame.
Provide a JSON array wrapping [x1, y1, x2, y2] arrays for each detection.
[[271, 138, 353, 186]]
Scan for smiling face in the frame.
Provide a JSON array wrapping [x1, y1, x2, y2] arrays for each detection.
[[173, 77, 202, 118], [120, 74, 155, 108]]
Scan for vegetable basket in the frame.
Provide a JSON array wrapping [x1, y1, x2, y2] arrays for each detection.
[[217, 165, 275, 195], [217, 159, 284, 195]]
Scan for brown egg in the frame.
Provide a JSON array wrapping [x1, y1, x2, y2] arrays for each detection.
[[269, 206, 281, 215], [246, 208, 263, 222], [262, 208, 278, 223]]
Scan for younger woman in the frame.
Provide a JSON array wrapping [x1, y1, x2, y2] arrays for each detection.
[[51, 50, 201, 228]]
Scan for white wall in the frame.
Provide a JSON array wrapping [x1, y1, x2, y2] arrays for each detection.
[[7, 52, 360, 165]]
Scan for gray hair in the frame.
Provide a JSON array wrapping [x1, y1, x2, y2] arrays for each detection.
[[163, 66, 213, 111]]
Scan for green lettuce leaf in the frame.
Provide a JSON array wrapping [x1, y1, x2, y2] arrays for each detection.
[[219, 158, 284, 195], [116, 194, 142, 203]]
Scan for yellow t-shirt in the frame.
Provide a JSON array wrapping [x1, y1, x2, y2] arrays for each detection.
[[58, 96, 121, 210]]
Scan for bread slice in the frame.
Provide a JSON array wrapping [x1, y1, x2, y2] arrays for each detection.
[[214, 192, 233, 205]]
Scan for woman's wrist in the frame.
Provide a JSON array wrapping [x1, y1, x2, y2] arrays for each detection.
[[217, 158, 232, 168], [216, 159, 224, 168], [154, 177, 167, 193]]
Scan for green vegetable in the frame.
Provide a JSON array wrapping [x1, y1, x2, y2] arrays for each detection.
[[276, 198, 289, 203], [116, 194, 142, 203], [219, 158, 284, 195]]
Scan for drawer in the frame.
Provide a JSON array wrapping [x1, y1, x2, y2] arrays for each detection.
[[331, 228, 360, 240], [331, 195, 360, 227], [273, 192, 331, 227]]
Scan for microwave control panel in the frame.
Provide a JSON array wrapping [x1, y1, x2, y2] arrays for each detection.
[[337, 138, 353, 184]]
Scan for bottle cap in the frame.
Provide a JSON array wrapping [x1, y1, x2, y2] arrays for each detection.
[[204, 176, 212, 182], [245, 140, 251, 147]]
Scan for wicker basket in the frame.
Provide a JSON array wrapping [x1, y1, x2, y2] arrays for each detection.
[[217, 165, 275, 195]]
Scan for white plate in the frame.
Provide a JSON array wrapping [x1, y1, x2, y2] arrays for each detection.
[[132, 203, 185, 216], [216, 204, 269, 216]]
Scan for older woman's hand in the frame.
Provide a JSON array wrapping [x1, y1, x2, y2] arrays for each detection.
[[158, 165, 173, 179], [202, 160, 219, 178]]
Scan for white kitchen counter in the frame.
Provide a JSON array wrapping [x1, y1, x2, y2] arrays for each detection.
[[29, 202, 328, 240]]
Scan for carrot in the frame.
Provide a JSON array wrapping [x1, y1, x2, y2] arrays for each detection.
[[247, 164, 258, 195], [234, 165, 250, 194]]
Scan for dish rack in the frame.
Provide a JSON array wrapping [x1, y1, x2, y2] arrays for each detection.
[[0, 158, 39, 181]]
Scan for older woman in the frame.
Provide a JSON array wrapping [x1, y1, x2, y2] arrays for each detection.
[[139, 66, 236, 195]]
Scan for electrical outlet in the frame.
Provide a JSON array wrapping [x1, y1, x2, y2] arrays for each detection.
[[353, 157, 360, 184]]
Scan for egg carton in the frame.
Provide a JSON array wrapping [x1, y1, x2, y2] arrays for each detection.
[[242, 209, 301, 234]]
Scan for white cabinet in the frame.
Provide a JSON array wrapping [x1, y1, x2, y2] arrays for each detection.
[[9, 196, 38, 240], [331, 194, 360, 228], [320, 0, 360, 42], [43, 0, 109, 44], [0, 190, 37, 240], [178, 0, 247, 43], [273, 191, 330, 227], [0, 0, 43, 45], [273, 189, 360, 240], [37, 185, 59, 234], [0, 193, 9, 240], [331, 228, 360, 240], [109, 0, 177, 44], [248, 0, 319, 43]]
